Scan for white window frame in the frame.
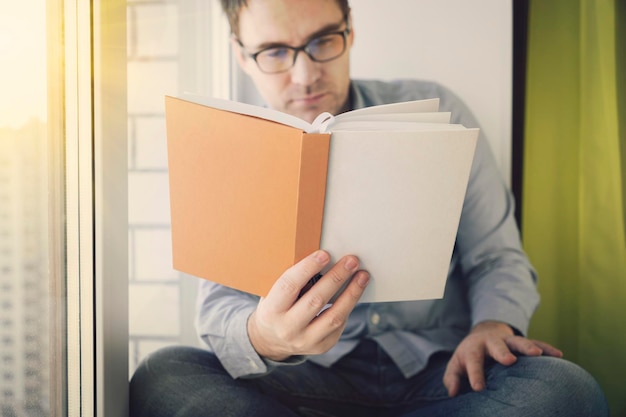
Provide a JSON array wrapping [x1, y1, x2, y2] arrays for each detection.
[[62, 0, 129, 415], [61, 1, 232, 415], [63, 0, 98, 414]]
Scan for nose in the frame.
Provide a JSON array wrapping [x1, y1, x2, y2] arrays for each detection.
[[289, 50, 321, 86]]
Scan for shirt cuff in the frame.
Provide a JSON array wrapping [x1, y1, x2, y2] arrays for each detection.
[[204, 306, 307, 379], [472, 300, 532, 337], [202, 304, 265, 378]]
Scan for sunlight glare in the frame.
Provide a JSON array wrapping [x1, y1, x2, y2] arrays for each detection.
[[0, 2, 47, 129]]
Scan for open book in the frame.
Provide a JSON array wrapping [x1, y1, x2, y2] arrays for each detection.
[[165, 94, 478, 302]]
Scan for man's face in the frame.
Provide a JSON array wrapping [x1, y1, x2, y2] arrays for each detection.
[[235, 0, 353, 123]]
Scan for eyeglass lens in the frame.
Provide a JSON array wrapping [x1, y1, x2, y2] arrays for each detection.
[[255, 32, 346, 73]]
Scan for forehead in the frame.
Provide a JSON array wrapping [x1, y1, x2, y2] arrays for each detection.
[[238, 0, 344, 47]]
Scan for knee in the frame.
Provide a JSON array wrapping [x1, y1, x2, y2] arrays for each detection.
[[129, 346, 226, 417], [131, 345, 222, 384], [506, 356, 609, 416], [130, 346, 199, 394]]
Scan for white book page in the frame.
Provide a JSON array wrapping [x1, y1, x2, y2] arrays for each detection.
[[337, 112, 451, 124], [178, 93, 314, 132], [334, 98, 440, 121], [320, 128, 479, 302], [329, 122, 466, 132], [176, 93, 443, 133]]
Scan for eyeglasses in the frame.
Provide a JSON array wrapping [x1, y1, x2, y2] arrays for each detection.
[[237, 24, 351, 74]]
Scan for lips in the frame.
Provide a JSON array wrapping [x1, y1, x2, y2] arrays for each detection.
[[293, 92, 326, 106]]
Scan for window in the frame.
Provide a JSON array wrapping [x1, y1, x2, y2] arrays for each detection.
[[1, 1, 54, 416], [125, 0, 231, 376], [21, 0, 230, 414]]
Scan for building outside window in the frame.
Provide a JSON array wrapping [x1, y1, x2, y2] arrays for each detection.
[[0, 2, 51, 415]]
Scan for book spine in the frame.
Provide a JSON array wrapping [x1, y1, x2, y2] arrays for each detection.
[[293, 133, 331, 263]]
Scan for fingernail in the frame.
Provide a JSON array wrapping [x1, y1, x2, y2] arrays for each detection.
[[344, 256, 358, 271], [472, 382, 485, 392], [357, 272, 369, 288], [314, 250, 329, 263]]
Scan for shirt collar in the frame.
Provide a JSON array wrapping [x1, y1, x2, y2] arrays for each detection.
[[347, 81, 363, 112]]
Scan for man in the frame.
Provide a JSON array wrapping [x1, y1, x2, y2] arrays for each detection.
[[130, 0, 609, 415]]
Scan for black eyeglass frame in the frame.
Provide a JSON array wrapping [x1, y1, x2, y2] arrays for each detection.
[[236, 20, 352, 74]]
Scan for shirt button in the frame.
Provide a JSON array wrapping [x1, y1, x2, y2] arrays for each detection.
[[371, 312, 381, 325], [248, 358, 258, 369]]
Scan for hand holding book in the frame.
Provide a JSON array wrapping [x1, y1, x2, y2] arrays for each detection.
[[247, 250, 369, 361]]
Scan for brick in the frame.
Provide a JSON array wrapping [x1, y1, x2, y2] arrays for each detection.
[[127, 62, 178, 114], [128, 172, 171, 225], [129, 283, 180, 336], [134, 3, 179, 58], [134, 228, 178, 281], [135, 117, 168, 170]]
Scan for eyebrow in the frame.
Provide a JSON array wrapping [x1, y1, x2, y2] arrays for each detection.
[[251, 18, 346, 52]]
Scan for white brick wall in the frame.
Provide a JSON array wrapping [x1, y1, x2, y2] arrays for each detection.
[[127, 62, 178, 113], [127, 0, 192, 374], [129, 284, 180, 336], [133, 229, 178, 281], [133, 117, 168, 169], [132, 3, 179, 57], [127, 0, 230, 374], [128, 172, 171, 225]]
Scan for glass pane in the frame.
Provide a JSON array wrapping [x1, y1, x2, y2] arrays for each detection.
[[0, 1, 55, 416], [126, 0, 229, 375]]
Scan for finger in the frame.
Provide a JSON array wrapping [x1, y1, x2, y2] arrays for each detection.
[[530, 340, 564, 358], [465, 352, 486, 392], [330, 269, 369, 310], [307, 270, 369, 336], [486, 338, 517, 366], [265, 250, 330, 313], [291, 255, 361, 320], [505, 336, 543, 357], [443, 357, 464, 397]]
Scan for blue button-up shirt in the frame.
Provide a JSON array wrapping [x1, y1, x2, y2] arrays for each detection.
[[195, 79, 539, 379]]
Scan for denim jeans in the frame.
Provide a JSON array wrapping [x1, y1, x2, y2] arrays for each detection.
[[129, 339, 608, 417]]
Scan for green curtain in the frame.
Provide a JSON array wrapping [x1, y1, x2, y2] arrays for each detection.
[[524, 0, 626, 415]]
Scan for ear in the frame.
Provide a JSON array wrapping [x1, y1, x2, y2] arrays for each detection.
[[231, 36, 254, 76], [346, 12, 355, 48]]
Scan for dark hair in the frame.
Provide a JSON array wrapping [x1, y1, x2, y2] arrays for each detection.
[[220, 0, 351, 36]]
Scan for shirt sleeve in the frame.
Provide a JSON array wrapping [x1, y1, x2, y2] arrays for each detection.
[[436, 84, 540, 335], [195, 279, 306, 379]]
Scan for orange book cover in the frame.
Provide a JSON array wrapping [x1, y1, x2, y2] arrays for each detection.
[[166, 96, 330, 297]]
